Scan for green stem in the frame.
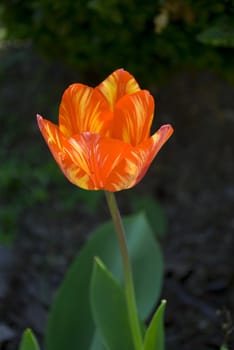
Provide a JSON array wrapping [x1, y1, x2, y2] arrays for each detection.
[[104, 191, 143, 350]]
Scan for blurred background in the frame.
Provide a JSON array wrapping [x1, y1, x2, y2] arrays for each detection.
[[0, 0, 234, 349]]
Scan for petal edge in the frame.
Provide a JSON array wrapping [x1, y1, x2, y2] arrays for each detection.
[[96, 69, 141, 110]]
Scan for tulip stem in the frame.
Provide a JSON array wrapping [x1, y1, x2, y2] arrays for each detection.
[[104, 191, 143, 350]]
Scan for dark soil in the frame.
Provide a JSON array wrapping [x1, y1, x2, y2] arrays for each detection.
[[0, 46, 233, 350]]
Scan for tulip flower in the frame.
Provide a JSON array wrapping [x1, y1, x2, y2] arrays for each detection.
[[37, 69, 173, 191]]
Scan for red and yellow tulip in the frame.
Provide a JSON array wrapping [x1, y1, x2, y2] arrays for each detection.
[[37, 69, 173, 191]]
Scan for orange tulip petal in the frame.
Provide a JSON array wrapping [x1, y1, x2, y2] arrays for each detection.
[[59, 84, 112, 138], [96, 69, 141, 110], [38, 69, 174, 192], [104, 156, 140, 192], [105, 124, 174, 191], [37, 114, 66, 164], [130, 124, 174, 186], [66, 132, 133, 190], [37, 115, 93, 190], [112, 90, 154, 146]]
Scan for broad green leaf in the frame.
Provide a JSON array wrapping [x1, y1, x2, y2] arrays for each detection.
[[143, 300, 166, 350], [220, 345, 229, 350], [90, 331, 105, 350], [19, 329, 40, 350], [131, 194, 168, 239], [90, 257, 135, 350], [45, 213, 163, 350]]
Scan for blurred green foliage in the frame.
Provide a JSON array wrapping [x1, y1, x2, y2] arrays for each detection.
[[0, 112, 102, 245], [131, 194, 168, 239], [0, 0, 234, 83], [197, 17, 234, 47], [0, 149, 103, 244], [0, 44, 104, 244], [1, 0, 234, 243]]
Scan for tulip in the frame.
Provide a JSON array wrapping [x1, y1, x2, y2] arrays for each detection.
[[37, 69, 173, 191]]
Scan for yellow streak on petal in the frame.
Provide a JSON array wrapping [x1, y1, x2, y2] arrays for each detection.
[[97, 69, 141, 110], [99, 75, 117, 111], [69, 169, 90, 190], [59, 84, 110, 138], [106, 156, 139, 191], [44, 122, 59, 147], [66, 137, 91, 176], [37, 115, 96, 190], [113, 91, 154, 146]]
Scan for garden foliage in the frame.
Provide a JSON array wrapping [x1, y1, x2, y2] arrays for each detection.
[[1, 0, 234, 83], [19, 213, 165, 350]]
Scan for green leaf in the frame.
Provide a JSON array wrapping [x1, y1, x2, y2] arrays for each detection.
[[131, 194, 168, 239], [197, 18, 234, 47], [45, 213, 163, 350], [19, 329, 40, 350], [90, 257, 135, 350], [143, 300, 166, 350], [90, 331, 105, 350], [220, 345, 229, 350]]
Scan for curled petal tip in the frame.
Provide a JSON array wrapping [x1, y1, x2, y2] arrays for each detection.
[[162, 123, 173, 131], [37, 113, 43, 124], [160, 124, 174, 138], [36, 114, 44, 130]]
